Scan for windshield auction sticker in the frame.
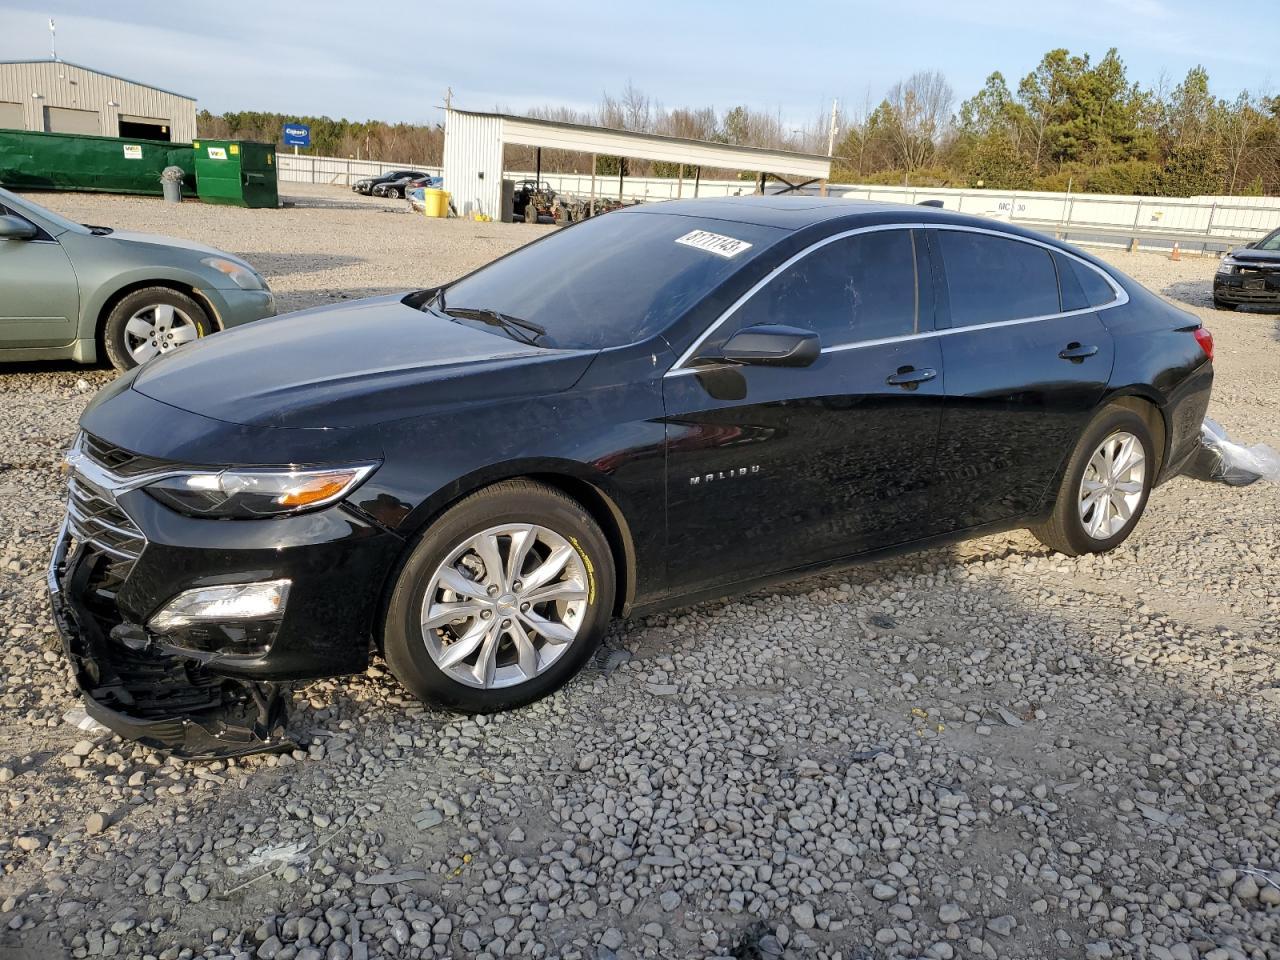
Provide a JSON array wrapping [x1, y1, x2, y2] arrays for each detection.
[[675, 230, 753, 259]]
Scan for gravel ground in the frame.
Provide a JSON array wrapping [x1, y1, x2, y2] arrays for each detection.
[[1, 186, 1279, 960]]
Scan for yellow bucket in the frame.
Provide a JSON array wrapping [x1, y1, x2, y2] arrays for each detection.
[[421, 188, 450, 218]]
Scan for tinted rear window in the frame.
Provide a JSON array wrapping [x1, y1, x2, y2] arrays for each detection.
[[441, 212, 785, 349], [938, 230, 1060, 327], [1070, 259, 1118, 307]]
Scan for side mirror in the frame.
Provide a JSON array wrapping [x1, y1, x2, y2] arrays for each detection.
[[0, 215, 38, 241], [717, 324, 820, 368]]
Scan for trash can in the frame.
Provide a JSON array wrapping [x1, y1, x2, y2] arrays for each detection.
[[160, 166, 185, 203], [421, 188, 450, 218], [193, 140, 278, 208]]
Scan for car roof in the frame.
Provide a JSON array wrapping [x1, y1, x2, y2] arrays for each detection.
[[622, 195, 1092, 254], [624, 194, 1013, 232]]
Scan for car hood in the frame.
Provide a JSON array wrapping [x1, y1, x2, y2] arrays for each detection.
[[131, 294, 598, 429], [107, 229, 253, 266], [1229, 247, 1280, 265]]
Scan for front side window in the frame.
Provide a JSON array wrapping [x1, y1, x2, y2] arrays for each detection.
[[727, 229, 919, 347], [937, 230, 1060, 327]]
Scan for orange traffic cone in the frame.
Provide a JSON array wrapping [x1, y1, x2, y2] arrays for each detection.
[[1170, 242, 1181, 261]]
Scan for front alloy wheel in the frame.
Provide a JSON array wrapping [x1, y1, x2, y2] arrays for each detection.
[[421, 523, 589, 688], [123, 303, 201, 364], [383, 480, 615, 712], [102, 286, 212, 371]]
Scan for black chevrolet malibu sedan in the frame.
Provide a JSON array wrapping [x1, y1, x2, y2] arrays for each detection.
[[1213, 225, 1280, 309], [49, 198, 1215, 756]]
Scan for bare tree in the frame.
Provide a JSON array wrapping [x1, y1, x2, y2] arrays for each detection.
[[1219, 90, 1263, 194], [884, 70, 955, 171], [620, 80, 653, 133]]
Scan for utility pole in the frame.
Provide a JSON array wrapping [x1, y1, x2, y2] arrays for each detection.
[[445, 87, 453, 110], [49, 18, 57, 61], [826, 97, 839, 157]]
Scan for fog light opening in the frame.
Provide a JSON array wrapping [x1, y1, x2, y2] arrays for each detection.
[[148, 579, 290, 656]]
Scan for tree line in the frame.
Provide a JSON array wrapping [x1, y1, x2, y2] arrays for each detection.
[[195, 110, 444, 167], [197, 48, 1279, 196]]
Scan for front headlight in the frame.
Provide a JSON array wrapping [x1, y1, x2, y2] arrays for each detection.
[[202, 256, 265, 290], [1217, 257, 1240, 275], [145, 463, 378, 518]]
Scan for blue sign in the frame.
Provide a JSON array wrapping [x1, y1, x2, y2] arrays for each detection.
[[283, 123, 311, 147]]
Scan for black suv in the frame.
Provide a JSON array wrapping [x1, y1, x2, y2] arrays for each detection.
[[1214, 226, 1280, 310]]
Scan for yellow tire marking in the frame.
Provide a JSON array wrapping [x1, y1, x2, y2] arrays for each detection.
[[568, 535, 597, 605]]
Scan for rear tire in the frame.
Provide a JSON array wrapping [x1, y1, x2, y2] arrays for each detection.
[[1031, 406, 1155, 557], [102, 286, 212, 372], [383, 480, 615, 713]]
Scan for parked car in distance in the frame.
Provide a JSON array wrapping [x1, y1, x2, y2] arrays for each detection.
[[1214, 226, 1280, 310], [51, 197, 1214, 756], [0, 186, 274, 371], [352, 170, 428, 197], [371, 176, 419, 199]]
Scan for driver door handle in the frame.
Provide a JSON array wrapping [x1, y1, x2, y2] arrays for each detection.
[[885, 366, 937, 388], [1059, 342, 1099, 362]]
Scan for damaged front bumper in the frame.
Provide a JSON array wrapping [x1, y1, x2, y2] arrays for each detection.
[[48, 518, 297, 759]]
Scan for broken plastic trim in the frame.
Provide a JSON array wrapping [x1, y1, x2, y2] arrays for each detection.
[[1187, 418, 1280, 487], [49, 536, 298, 760]]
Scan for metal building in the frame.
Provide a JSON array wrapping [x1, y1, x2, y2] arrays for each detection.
[[443, 108, 833, 220], [0, 60, 197, 142]]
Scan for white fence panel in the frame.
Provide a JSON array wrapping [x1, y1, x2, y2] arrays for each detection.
[[275, 152, 1280, 248]]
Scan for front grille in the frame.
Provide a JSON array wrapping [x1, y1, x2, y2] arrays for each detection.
[[81, 432, 172, 477], [66, 474, 145, 566], [62, 432, 154, 581]]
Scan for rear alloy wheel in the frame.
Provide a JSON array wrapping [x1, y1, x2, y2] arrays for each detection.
[[383, 480, 614, 712], [102, 286, 212, 371], [1032, 406, 1155, 556], [1077, 431, 1146, 540], [387, 187, 401, 199]]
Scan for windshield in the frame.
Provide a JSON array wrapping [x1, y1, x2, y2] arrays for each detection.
[[1257, 229, 1280, 251], [436, 211, 785, 349], [0, 186, 91, 236]]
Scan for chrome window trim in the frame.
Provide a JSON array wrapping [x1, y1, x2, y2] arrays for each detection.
[[666, 222, 1129, 376]]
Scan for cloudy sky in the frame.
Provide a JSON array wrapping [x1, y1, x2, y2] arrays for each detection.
[[1, 0, 1273, 127]]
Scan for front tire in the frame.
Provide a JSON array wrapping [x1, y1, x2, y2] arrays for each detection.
[[1031, 406, 1155, 556], [383, 480, 615, 713], [102, 287, 212, 372]]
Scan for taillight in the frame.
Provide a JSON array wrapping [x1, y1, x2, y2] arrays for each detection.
[[1193, 327, 1214, 362]]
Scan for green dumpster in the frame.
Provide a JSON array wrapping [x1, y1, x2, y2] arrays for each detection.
[[0, 129, 195, 196], [193, 140, 278, 208]]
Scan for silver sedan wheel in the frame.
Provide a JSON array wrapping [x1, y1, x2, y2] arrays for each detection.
[[124, 303, 200, 364], [421, 523, 589, 689], [1078, 430, 1146, 540]]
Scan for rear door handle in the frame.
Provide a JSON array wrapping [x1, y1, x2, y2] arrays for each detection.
[[1059, 342, 1099, 362], [885, 366, 937, 388]]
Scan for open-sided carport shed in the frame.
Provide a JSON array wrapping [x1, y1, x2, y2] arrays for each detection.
[[442, 108, 833, 220]]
